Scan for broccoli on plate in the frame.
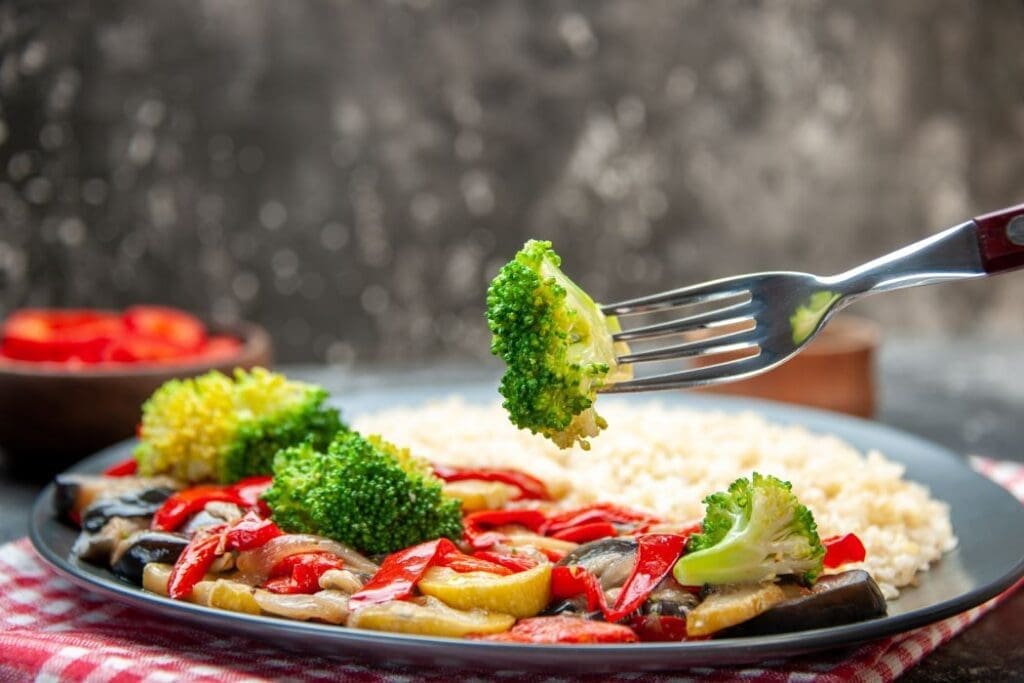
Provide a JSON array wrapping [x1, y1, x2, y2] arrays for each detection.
[[135, 368, 344, 483], [486, 239, 632, 450], [673, 473, 825, 586], [262, 431, 463, 555]]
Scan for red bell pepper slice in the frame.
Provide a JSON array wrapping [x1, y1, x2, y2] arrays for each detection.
[[550, 565, 609, 613], [471, 551, 538, 573], [123, 306, 206, 353], [462, 508, 548, 549], [228, 476, 275, 515], [348, 538, 460, 609], [151, 485, 243, 532], [264, 552, 345, 594], [167, 513, 282, 599], [431, 464, 551, 500], [102, 336, 188, 363], [541, 503, 658, 536], [1, 310, 124, 363], [438, 552, 512, 576], [550, 521, 618, 544], [223, 511, 282, 551], [202, 335, 242, 360], [102, 458, 139, 477], [822, 533, 867, 568], [473, 616, 639, 644], [629, 614, 690, 642], [167, 528, 224, 599], [604, 533, 686, 622]]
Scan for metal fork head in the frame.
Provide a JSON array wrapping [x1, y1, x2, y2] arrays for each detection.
[[600, 272, 838, 393]]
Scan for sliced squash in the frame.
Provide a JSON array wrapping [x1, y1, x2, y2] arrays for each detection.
[[442, 480, 517, 512], [686, 582, 787, 636], [418, 563, 552, 618], [348, 596, 514, 637]]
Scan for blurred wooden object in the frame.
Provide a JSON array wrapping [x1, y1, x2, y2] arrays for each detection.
[[696, 315, 879, 417], [0, 323, 272, 468]]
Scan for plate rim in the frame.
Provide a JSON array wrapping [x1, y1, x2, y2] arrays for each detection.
[[28, 389, 1024, 672]]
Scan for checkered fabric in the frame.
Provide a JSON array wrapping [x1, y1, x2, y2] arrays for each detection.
[[0, 456, 1020, 682]]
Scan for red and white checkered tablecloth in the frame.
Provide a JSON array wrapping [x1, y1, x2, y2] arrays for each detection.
[[1, 456, 1021, 683]]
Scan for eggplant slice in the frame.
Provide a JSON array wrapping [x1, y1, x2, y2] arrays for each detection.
[[81, 487, 176, 533], [110, 531, 189, 584], [717, 570, 888, 638], [55, 474, 180, 524]]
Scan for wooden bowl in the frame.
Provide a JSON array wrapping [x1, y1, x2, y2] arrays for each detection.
[[0, 323, 272, 469], [697, 315, 880, 417]]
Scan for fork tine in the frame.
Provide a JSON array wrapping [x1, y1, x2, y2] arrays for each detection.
[[599, 354, 766, 393], [602, 275, 754, 316], [612, 300, 758, 342], [616, 327, 759, 365]]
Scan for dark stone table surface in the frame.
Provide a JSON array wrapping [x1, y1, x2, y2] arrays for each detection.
[[1, 339, 1022, 680]]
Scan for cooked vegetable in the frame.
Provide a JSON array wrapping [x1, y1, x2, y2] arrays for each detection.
[[142, 562, 173, 595], [80, 487, 175, 533], [474, 616, 639, 643], [603, 534, 686, 622], [110, 531, 188, 584], [168, 512, 284, 599], [348, 538, 462, 609], [685, 582, 789, 637], [55, 474, 180, 525], [550, 565, 608, 613], [191, 579, 262, 615], [718, 570, 887, 638], [135, 368, 345, 483], [253, 588, 350, 624], [235, 534, 377, 586], [72, 517, 148, 564], [348, 596, 515, 637], [431, 464, 551, 501], [557, 537, 638, 591], [485, 239, 632, 449], [263, 433, 462, 555], [463, 508, 548, 549], [264, 553, 347, 594], [418, 563, 552, 618], [672, 473, 825, 587], [103, 458, 139, 477], [822, 533, 867, 568], [442, 480, 518, 512]]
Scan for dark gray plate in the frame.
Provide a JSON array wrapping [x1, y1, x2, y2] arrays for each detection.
[[29, 386, 1024, 673]]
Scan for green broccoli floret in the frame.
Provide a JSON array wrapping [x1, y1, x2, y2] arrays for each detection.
[[262, 431, 463, 555], [486, 239, 632, 450], [673, 473, 825, 586], [135, 368, 345, 484]]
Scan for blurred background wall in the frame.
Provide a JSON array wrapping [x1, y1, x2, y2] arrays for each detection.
[[1, 0, 1022, 363]]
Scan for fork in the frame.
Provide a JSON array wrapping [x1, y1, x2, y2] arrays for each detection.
[[599, 203, 1024, 393]]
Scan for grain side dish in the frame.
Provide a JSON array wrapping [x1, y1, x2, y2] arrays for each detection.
[[355, 400, 956, 600]]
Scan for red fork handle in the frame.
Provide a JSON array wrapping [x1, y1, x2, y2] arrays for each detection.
[[974, 203, 1024, 274]]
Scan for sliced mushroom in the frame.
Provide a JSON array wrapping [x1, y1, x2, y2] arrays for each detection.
[[72, 517, 148, 564], [81, 487, 175, 533], [318, 568, 363, 594], [182, 501, 245, 534], [717, 570, 888, 638], [55, 474, 180, 525], [557, 538, 638, 591], [110, 531, 189, 584], [641, 577, 700, 618]]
